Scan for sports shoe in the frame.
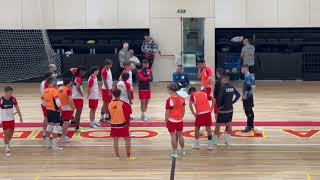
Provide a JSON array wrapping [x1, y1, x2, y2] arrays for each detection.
[[170, 154, 178, 158], [5, 145, 11, 156], [242, 127, 253, 133], [94, 121, 101, 127], [115, 157, 121, 160], [75, 127, 85, 133], [127, 157, 136, 161], [225, 134, 231, 145], [100, 118, 109, 123], [61, 137, 71, 143], [181, 150, 186, 156], [52, 146, 63, 151], [192, 143, 200, 149], [129, 133, 136, 138], [143, 115, 149, 122], [90, 124, 99, 129], [208, 140, 213, 150], [212, 136, 219, 145]]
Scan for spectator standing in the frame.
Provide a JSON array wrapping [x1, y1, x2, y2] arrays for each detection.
[[119, 42, 129, 71], [128, 49, 141, 84], [141, 33, 158, 69], [240, 39, 255, 74]]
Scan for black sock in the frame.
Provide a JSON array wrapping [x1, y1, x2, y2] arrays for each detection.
[[208, 135, 212, 140]]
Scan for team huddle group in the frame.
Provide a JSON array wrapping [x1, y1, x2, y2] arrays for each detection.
[[0, 59, 255, 159]]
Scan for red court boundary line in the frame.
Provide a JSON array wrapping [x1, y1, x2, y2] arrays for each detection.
[[1, 121, 320, 127]]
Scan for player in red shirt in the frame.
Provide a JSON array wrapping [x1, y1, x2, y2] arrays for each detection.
[[87, 66, 100, 128], [72, 66, 87, 133], [165, 83, 186, 158], [108, 89, 136, 161], [197, 59, 213, 100], [100, 59, 113, 122], [137, 60, 153, 121], [1, 86, 23, 157]]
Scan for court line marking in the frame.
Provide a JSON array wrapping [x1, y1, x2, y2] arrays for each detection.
[[1, 143, 320, 147]]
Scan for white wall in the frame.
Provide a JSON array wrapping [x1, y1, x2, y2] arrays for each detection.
[[215, 0, 320, 28], [2, 0, 320, 29], [0, 0, 149, 29], [215, 0, 247, 28], [54, 0, 87, 29], [0, 0, 21, 29], [86, 0, 118, 29]]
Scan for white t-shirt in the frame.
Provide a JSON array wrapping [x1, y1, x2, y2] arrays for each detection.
[[0, 96, 17, 121], [101, 67, 113, 90], [130, 56, 140, 69], [116, 81, 130, 104], [120, 69, 133, 86], [72, 76, 84, 99], [88, 76, 99, 100]]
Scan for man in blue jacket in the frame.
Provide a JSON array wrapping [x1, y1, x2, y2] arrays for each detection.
[[172, 65, 189, 90]]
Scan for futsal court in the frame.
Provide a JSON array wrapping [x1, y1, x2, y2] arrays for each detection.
[[0, 82, 319, 180]]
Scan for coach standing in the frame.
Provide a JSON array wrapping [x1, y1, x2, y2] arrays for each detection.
[[141, 33, 158, 69], [240, 39, 255, 74]]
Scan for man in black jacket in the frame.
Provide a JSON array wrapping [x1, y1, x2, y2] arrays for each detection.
[[213, 75, 240, 145]]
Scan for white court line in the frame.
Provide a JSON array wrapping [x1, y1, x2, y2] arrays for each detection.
[[1, 143, 320, 147]]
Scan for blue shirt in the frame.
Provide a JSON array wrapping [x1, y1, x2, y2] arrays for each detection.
[[243, 73, 254, 97], [172, 72, 189, 88]]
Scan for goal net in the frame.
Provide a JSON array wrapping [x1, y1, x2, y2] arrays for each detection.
[[0, 30, 61, 82]]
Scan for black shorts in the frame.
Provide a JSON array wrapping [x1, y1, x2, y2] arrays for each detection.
[[217, 112, 233, 124], [243, 96, 254, 109], [47, 110, 62, 124]]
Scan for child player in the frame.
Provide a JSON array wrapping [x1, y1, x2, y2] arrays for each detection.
[[116, 72, 132, 119], [100, 59, 113, 122], [213, 75, 240, 145], [165, 83, 186, 158], [43, 77, 63, 151], [72, 66, 87, 133], [108, 89, 136, 161], [58, 78, 75, 143], [120, 61, 134, 103], [137, 60, 153, 122], [188, 87, 213, 150], [87, 66, 100, 128], [213, 68, 224, 119], [0, 86, 23, 157], [197, 59, 213, 100], [40, 72, 53, 139]]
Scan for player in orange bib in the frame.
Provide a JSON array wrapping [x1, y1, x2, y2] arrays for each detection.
[[165, 83, 186, 158], [58, 78, 75, 143], [188, 87, 214, 150], [197, 59, 213, 100], [108, 89, 136, 161], [42, 77, 63, 151]]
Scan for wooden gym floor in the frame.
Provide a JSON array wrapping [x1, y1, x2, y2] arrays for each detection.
[[0, 81, 319, 180]]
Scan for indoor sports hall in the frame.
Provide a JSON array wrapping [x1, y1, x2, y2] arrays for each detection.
[[0, 0, 319, 180]]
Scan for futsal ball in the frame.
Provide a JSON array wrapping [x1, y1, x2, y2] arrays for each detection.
[[254, 127, 263, 135], [232, 68, 237, 73]]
